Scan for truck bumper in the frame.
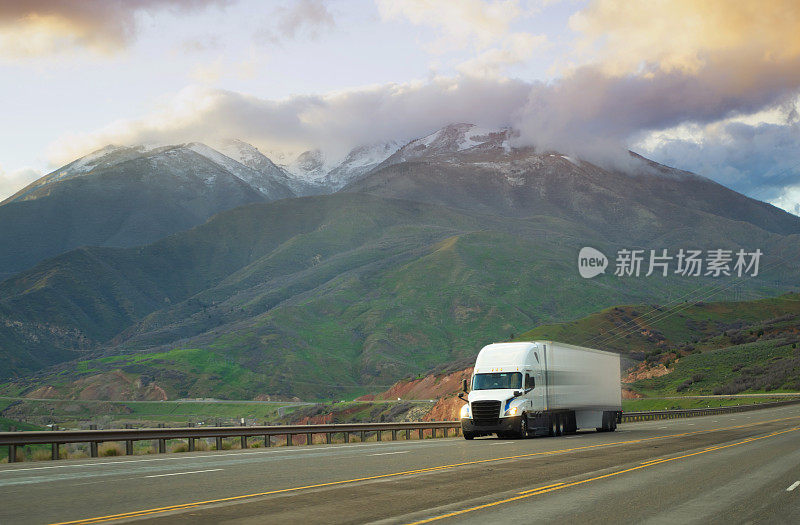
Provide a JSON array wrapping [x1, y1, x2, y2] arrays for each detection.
[[461, 416, 521, 436]]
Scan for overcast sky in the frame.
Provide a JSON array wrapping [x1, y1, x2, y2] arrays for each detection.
[[0, 0, 798, 215]]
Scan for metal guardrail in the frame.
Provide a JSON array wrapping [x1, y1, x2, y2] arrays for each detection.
[[0, 421, 462, 463], [3, 398, 800, 463], [620, 398, 800, 422]]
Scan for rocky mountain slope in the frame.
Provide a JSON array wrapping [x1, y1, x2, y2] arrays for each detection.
[[346, 124, 800, 238]]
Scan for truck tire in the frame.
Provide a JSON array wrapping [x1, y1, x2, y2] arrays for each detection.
[[463, 431, 476, 440], [519, 415, 529, 438], [549, 417, 557, 437], [557, 416, 565, 436]]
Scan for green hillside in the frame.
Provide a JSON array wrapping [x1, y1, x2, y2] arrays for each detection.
[[1, 190, 798, 399], [519, 294, 800, 396]]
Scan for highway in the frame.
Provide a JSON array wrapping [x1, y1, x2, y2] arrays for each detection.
[[2, 404, 800, 524]]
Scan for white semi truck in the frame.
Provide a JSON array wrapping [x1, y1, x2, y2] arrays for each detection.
[[458, 341, 622, 439]]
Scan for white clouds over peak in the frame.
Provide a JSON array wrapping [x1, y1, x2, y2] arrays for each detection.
[[46, 78, 532, 166]]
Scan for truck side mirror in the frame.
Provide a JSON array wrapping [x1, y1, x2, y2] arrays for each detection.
[[462, 378, 469, 392], [513, 390, 522, 397]]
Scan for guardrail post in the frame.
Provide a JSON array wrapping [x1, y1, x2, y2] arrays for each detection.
[[265, 435, 271, 447], [405, 429, 410, 440], [51, 443, 59, 460], [158, 439, 166, 454], [286, 434, 292, 446], [418, 429, 423, 440], [89, 424, 98, 457], [215, 437, 223, 450], [344, 432, 349, 443], [241, 436, 248, 449], [377, 430, 382, 442], [188, 438, 195, 452], [9, 445, 16, 462], [391, 429, 397, 441], [326, 433, 332, 444], [306, 433, 312, 445], [126, 439, 134, 455]]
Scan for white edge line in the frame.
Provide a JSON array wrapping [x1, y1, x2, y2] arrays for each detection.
[[145, 468, 223, 478], [787, 481, 800, 492], [0, 441, 441, 473]]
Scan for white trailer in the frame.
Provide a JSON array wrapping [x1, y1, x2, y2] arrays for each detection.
[[458, 341, 622, 439]]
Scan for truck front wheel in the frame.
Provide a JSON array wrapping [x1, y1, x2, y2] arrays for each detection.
[[463, 431, 476, 440], [518, 415, 529, 438]]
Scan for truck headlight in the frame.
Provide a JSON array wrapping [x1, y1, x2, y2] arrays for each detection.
[[504, 406, 519, 416], [460, 404, 470, 419]]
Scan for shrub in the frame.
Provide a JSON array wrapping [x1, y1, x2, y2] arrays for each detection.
[[32, 449, 52, 461], [170, 442, 189, 453], [99, 443, 123, 457]]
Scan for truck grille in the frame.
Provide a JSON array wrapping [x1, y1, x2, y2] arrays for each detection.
[[471, 400, 501, 425]]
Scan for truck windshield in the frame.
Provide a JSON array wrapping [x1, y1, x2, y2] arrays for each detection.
[[472, 372, 522, 390]]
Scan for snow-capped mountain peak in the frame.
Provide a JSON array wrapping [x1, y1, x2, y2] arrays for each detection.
[[217, 139, 283, 175], [382, 123, 511, 167], [323, 140, 404, 190]]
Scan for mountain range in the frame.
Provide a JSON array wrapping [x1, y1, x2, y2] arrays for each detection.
[[1, 124, 799, 399]]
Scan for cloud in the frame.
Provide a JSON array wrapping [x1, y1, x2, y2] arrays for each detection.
[[0, 0, 228, 58], [457, 32, 547, 77], [511, 0, 800, 162], [46, 78, 532, 164], [513, 55, 800, 163], [637, 117, 800, 202], [569, 0, 800, 76], [771, 185, 800, 216], [377, 0, 522, 53], [257, 0, 335, 43], [0, 166, 40, 201], [275, 0, 334, 40]]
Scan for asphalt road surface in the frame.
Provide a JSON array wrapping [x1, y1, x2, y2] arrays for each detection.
[[3, 404, 800, 524]]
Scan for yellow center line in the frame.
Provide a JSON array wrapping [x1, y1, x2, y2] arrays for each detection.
[[406, 426, 800, 524], [48, 415, 800, 525], [517, 482, 564, 494]]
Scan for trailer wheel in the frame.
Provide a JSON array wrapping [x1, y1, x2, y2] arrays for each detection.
[[549, 417, 557, 437], [557, 416, 565, 436]]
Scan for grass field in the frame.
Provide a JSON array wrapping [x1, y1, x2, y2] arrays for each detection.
[[0, 397, 304, 430], [621, 396, 799, 412]]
